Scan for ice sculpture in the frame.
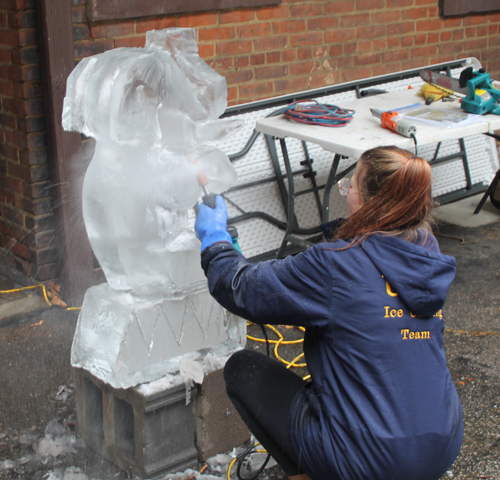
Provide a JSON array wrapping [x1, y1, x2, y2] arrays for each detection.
[[63, 28, 246, 389]]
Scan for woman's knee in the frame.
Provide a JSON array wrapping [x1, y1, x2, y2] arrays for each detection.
[[224, 349, 266, 395]]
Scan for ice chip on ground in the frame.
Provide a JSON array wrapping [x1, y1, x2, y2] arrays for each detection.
[[0, 460, 17, 471], [64, 27, 245, 389]]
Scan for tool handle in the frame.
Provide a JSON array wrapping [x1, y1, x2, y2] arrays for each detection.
[[202, 193, 217, 209]]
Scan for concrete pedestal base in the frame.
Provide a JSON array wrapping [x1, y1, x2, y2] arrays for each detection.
[[74, 365, 249, 479]]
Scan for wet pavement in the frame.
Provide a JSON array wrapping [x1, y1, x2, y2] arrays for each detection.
[[0, 210, 500, 479]]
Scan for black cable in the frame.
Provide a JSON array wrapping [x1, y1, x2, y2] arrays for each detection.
[[410, 133, 418, 156], [260, 324, 270, 356], [236, 443, 272, 480]]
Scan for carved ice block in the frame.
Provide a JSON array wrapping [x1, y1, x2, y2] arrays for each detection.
[[71, 283, 246, 389]]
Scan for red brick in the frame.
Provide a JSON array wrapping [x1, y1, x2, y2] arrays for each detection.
[[356, 25, 385, 38], [465, 27, 476, 38], [217, 40, 252, 56], [440, 31, 452, 42], [250, 53, 265, 65], [453, 30, 464, 41], [411, 45, 438, 57], [238, 81, 273, 100], [234, 56, 249, 68], [136, 17, 177, 33], [0, 143, 18, 162], [91, 21, 135, 39], [74, 39, 113, 59], [255, 65, 287, 80], [8, 11, 36, 29], [371, 11, 399, 24], [237, 23, 271, 38], [356, 0, 385, 10], [219, 10, 255, 24], [416, 19, 444, 31], [477, 26, 488, 36], [254, 35, 287, 51], [283, 49, 297, 62], [266, 51, 281, 63], [199, 26, 236, 41], [0, 113, 15, 130], [401, 35, 414, 47], [274, 76, 308, 94], [354, 52, 382, 66], [372, 63, 401, 77], [312, 46, 328, 58], [1, 30, 20, 47], [0, 46, 10, 62], [178, 12, 218, 27], [465, 38, 488, 50], [18, 29, 37, 47], [256, 5, 289, 20], [19, 148, 47, 166], [427, 32, 439, 43], [73, 24, 90, 41], [341, 14, 370, 27], [198, 43, 214, 59], [290, 31, 322, 47], [274, 19, 306, 34], [324, 1, 354, 14], [387, 0, 413, 6], [372, 38, 387, 50], [343, 66, 371, 82], [329, 44, 343, 57], [388, 22, 414, 35], [356, 40, 372, 53], [401, 8, 428, 20], [444, 18, 462, 28], [324, 29, 355, 43], [297, 47, 311, 60], [0, 78, 13, 97], [2, 205, 24, 227], [222, 70, 253, 84], [289, 61, 314, 75], [383, 49, 410, 63], [439, 42, 464, 55], [344, 42, 357, 55], [289, 4, 323, 17], [227, 86, 237, 103], [307, 16, 339, 30], [210, 58, 233, 71], [464, 14, 488, 26], [34, 262, 60, 282], [308, 71, 341, 88], [72, 5, 87, 23]]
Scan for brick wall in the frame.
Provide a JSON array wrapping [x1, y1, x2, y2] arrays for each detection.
[[0, 0, 58, 285], [73, 0, 500, 105], [1, 0, 500, 287]]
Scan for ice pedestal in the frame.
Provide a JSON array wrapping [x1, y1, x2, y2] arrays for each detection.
[[71, 283, 246, 389]]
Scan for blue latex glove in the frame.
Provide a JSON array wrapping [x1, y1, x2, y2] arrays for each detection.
[[195, 196, 232, 252]]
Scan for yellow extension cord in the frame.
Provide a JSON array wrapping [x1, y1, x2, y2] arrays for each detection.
[[0, 284, 81, 311]]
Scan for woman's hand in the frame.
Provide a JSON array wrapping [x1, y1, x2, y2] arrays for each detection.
[[195, 195, 232, 251]]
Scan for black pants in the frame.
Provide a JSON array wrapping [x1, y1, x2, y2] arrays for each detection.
[[224, 349, 305, 476]]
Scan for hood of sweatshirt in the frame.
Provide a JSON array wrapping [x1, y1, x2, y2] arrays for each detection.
[[360, 232, 456, 317]]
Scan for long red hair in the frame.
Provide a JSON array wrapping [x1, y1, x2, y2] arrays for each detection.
[[332, 146, 433, 246]]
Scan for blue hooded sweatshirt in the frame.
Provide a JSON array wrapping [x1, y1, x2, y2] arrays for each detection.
[[201, 228, 463, 480]]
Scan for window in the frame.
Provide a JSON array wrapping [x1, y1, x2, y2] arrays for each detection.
[[88, 0, 282, 21], [441, 0, 500, 16]]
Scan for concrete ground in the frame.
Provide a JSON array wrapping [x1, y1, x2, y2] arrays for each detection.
[[0, 192, 500, 479]]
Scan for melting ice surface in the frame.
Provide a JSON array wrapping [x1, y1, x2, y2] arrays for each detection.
[[63, 28, 246, 389]]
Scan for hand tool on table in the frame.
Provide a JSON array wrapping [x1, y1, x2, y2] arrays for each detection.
[[370, 108, 417, 138], [420, 67, 500, 115], [196, 164, 242, 252]]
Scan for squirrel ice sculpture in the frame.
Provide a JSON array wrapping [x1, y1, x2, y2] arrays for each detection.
[[62, 28, 240, 296]]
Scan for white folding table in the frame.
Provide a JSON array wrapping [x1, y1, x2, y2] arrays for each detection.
[[255, 89, 500, 257]]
